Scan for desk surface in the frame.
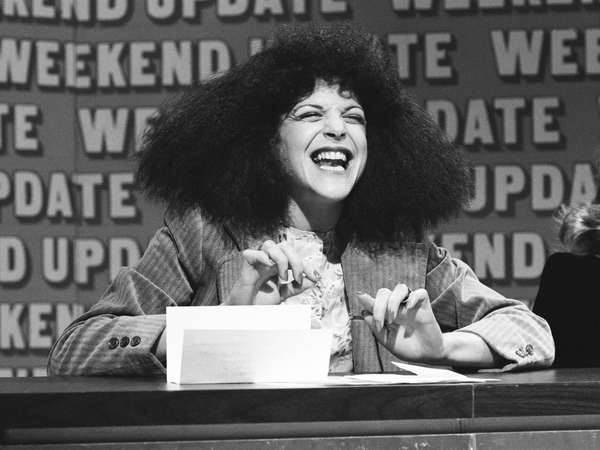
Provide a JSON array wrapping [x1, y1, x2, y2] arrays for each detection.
[[3, 369, 600, 447]]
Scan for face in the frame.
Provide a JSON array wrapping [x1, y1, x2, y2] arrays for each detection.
[[279, 82, 368, 208]]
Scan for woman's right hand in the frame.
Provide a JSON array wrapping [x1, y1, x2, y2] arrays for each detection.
[[223, 240, 321, 306]]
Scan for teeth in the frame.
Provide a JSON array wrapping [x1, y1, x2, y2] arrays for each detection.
[[311, 149, 351, 172], [314, 151, 347, 162], [320, 165, 345, 172]]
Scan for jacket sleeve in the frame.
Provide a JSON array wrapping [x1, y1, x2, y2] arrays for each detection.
[[425, 242, 555, 371], [47, 224, 197, 376]]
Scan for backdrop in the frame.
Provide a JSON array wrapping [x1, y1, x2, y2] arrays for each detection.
[[0, 0, 598, 376]]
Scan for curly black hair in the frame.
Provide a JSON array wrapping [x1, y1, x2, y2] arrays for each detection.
[[136, 21, 472, 251]]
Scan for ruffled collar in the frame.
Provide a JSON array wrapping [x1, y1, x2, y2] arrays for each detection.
[[280, 224, 336, 255]]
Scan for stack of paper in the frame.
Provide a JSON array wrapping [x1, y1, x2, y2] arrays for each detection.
[[166, 305, 332, 384]]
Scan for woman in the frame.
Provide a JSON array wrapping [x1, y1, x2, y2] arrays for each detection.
[[533, 154, 600, 368], [48, 22, 554, 376]]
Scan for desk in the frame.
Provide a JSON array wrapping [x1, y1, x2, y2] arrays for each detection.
[[2, 369, 600, 449]]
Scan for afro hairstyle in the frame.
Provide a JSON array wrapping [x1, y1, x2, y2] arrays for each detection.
[[136, 21, 473, 250]]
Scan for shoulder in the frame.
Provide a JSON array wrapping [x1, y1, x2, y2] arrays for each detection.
[[163, 209, 236, 260], [535, 251, 600, 311], [164, 209, 230, 244], [542, 252, 600, 276]]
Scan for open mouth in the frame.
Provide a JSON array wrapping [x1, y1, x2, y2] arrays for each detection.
[[311, 149, 353, 172]]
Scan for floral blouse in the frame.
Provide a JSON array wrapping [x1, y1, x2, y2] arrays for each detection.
[[279, 226, 353, 372]]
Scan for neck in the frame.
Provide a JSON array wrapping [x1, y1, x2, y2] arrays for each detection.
[[285, 198, 343, 232]]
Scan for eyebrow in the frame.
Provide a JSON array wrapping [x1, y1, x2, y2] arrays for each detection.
[[291, 103, 364, 113]]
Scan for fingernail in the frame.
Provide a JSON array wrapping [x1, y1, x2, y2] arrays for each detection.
[[356, 291, 365, 296], [280, 269, 292, 284], [313, 270, 322, 282]]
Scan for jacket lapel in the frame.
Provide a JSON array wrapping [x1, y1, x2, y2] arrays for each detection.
[[216, 235, 264, 304]]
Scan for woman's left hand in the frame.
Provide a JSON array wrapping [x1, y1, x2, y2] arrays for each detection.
[[357, 286, 447, 365]]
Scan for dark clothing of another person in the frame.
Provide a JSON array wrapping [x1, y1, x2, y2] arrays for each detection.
[[533, 252, 600, 368]]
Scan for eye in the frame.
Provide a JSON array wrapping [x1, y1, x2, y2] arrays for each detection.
[[295, 111, 322, 122], [298, 111, 322, 121], [344, 113, 366, 125]]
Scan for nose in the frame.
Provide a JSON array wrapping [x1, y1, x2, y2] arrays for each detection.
[[323, 115, 347, 140]]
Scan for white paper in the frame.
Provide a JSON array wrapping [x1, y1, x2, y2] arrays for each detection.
[[166, 305, 331, 384], [338, 361, 498, 384], [259, 362, 498, 387], [180, 329, 332, 384]]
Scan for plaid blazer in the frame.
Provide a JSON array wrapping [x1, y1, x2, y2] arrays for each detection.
[[48, 211, 554, 376]]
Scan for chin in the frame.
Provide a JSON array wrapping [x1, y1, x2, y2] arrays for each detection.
[[313, 186, 353, 203]]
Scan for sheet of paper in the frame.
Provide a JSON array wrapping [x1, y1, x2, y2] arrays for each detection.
[[166, 305, 330, 384], [262, 361, 499, 387], [338, 362, 498, 384], [179, 328, 332, 384]]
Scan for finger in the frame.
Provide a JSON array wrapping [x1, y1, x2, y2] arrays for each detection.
[[356, 291, 375, 313], [276, 241, 304, 283], [361, 310, 376, 331], [301, 259, 322, 284], [361, 311, 389, 347], [280, 274, 318, 300], [261, 241, 289, 281], [404, 288, 429, 309], [400, 287, 412, 307], [278, 259, 322, 287], [373, 288, 392, 332], [242, 249, 275, 269], [388, 284, 410, 322]]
